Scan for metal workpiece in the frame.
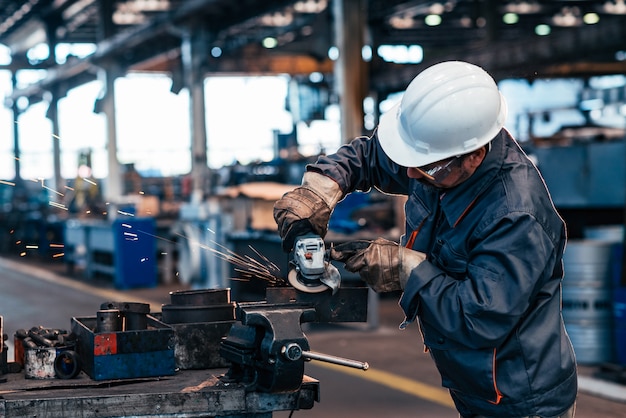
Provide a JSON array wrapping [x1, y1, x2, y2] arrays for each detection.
[[161, 303, 235, 324], [169, 288, 231, 305], [99, 301, 151, 331], [160, 288, 235, 370], [161, 288, 235, 324], [95, 309, 122, 333], [15, 327, 73, 349]]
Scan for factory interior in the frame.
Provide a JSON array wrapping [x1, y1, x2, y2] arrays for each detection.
[[0, 0, 625, 416]]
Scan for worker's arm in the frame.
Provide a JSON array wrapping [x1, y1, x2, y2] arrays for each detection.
[[273, 172, 343, 252], [274, 133, 410, 252], [306, 133, 412, 197]]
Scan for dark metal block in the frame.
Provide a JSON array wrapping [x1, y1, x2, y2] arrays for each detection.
[[264, 286, 369, 322]]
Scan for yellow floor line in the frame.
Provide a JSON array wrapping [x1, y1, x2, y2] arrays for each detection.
[[310, 361, 456, 409]]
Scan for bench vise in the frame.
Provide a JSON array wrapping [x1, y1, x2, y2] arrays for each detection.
[[219, 286, 369, 393]]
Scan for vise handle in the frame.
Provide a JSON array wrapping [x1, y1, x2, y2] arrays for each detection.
[[281, 343, 369, 370]]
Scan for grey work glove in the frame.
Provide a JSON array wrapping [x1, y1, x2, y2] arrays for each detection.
[[329, 238, 426, 293], [274, 172, 343, 252]]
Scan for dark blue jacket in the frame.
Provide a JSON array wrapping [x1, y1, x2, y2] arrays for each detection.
[[308, 129, 577, 417]]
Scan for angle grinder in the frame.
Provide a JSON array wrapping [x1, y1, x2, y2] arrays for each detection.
[[287, 234, 340, 294]]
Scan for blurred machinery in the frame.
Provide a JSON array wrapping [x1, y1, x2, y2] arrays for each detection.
[[169, 201, 229, 288], [527, 129, 626, 237]]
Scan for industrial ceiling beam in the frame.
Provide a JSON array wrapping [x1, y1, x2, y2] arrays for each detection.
[[371, 15, 626, 94]]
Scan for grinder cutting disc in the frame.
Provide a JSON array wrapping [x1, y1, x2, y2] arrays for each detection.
[[288, 268, 328, 293]]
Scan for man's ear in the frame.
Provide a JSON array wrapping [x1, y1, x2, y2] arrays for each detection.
[[465, 146, 487, 170]]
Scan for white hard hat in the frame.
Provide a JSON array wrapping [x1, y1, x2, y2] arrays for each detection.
[[378, 61, 508, 167]]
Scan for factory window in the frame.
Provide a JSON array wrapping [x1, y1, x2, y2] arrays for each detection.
[[15, 101, 53, 180], [58, 81, 107, 179], [115, 73, 191, 177], [3, 71, 339, 185], [205, 76, 293, 168]]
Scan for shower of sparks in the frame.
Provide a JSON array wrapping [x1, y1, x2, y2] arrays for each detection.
[[44, 187, 64, 197], [174, 231, 285, 285], [209, 241, 285, 285], [123, 231, 138, 240], [2, 170, 284, 286], [247, 244, 282, 273], [49, 201, 68, 210], [42, 185, 64, 196]]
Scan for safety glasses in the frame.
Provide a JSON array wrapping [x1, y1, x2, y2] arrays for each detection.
[[414, 156, 462, 183]]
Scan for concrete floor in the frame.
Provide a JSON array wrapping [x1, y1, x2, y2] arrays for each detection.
[[1, 255, 625, 418]]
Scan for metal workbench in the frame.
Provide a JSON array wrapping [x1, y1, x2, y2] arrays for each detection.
[[0, 369, 319, 417]]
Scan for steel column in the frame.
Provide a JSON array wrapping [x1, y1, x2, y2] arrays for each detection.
[[332, 0, 368, 143]]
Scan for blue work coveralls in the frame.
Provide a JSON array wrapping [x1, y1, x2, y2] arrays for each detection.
[[308, 129, 578, 417]]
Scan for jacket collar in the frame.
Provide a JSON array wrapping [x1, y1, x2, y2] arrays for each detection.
[[439, 129, 508, 227]]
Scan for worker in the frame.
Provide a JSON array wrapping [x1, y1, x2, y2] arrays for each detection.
[[274, 61, 577, 418]]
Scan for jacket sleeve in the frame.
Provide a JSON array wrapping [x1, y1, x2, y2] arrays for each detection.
[[400, 211, 561, 349], [307, 134, 411, 196]]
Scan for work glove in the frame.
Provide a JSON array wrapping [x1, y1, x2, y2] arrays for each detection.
[[329, 238, 426, 293], [274, 171, 343, 252]]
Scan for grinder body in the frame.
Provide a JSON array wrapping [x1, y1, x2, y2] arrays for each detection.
[[288, 234, 340, 294]]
